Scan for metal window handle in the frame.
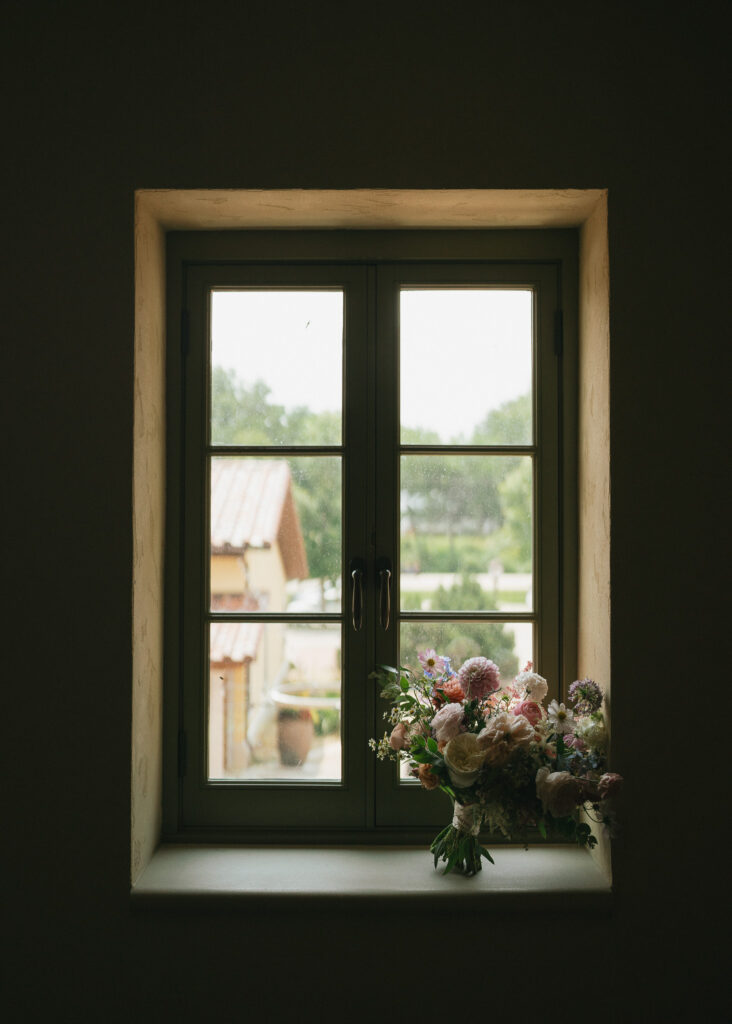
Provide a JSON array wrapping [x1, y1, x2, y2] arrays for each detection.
[[350, 560, 364, 632], [377, 559, 392, 632]]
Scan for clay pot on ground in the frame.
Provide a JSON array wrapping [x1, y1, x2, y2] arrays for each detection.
[[277, 708, 315, 766]]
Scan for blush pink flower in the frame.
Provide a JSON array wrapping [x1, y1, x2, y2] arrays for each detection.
[[418, 649, 446, 675], [431, 702, 465, 743], [478, 711, 534, 765], [512, 700, 542, 726], [597, 772, 623, 800]]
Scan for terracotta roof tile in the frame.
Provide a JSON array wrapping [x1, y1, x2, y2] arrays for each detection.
[[210, 459, 308, 580], [209, 621, 262, 664]]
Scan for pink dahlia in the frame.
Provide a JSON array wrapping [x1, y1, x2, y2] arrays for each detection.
[[457, 657, 501, 700]]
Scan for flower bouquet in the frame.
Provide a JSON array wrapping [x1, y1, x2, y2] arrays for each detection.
[[370, 650, 622, 875]]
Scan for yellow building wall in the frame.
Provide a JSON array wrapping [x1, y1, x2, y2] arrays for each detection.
[[210, 554, 247, 594]]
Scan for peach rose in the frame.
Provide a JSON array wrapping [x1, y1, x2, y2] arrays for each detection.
[[597, 772, 623, 800], [417, 763, 441, 790], [434, 678, 466, 704], [535, 767, 584, 817], [388, 722, 410, 751]]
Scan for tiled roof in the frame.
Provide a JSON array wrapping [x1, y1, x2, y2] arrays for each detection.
[[209, 621, 262, 664], [210, 459, 308, 580]]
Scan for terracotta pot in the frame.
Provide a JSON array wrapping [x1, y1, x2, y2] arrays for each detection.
[[277, 712, 314, 766]]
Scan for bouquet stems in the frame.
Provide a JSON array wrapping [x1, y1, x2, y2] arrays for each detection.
[[430, 802, 495, 876]]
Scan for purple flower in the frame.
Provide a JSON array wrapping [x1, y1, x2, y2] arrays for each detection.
[[568, 678, 603, 715], [456, 657, 501, 700]]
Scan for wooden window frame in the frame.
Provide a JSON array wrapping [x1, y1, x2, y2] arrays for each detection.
[[163, 229, 578, 843]]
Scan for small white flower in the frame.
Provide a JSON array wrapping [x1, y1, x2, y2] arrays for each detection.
[[547, 699, 574, 734]]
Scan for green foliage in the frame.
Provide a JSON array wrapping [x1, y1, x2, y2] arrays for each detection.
[[211, 367, 288, 445], [495, 459, 532, 572], [472, 392, 532, 446], [400, 575, 520, 681], [400, 393, 533, 574]]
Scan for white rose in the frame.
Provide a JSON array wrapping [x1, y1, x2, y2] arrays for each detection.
[[515, 670, 548, 703], [577, 714, 607, 753], [443, 732, 485, 788]]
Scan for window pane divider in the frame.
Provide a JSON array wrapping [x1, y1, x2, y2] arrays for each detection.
[[399, 611, 534, 623], [207, 612, 342, 623], [208, 445, 343, 456], [399, 444, 535, 455]]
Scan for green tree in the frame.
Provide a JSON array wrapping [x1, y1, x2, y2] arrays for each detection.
[[472, 392, 532, 446], [400, 393, 532, 573], [495, 459, 532, 572], [211, 367, 287, 445], [400, 575, 520, 682]]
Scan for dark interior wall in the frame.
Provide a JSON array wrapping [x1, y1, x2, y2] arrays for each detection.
[[5, 2, 727, 1020]]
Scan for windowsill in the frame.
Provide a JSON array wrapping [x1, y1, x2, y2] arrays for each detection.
[[130, 843, 612, 911]]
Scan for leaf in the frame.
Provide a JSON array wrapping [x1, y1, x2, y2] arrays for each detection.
[[480, 845, 495, 865], [426, 737, 439, 753], [537, 818, 547, 839], [400, 678, 410, 692], [445, 848, 460, 875]]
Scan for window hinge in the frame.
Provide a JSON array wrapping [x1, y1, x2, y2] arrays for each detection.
[[178, 729, 188, 778], [181, 309, 190, 357], [554, 309, 564, 357]]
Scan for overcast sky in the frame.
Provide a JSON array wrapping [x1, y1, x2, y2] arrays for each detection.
[[211, 288, 532, 442]]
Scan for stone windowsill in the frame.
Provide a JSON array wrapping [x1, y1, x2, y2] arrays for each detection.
[[130, 843, 612, 911]]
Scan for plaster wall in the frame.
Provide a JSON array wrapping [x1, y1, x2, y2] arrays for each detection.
[[5, 2, 727, 1021]]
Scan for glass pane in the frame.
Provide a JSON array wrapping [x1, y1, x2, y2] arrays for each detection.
[[210, 456, 342, 613], [400, 289, 533, 445], [208, 622, 342, 781], [399, 621, 533, 693], [400, 455, 533, 612], [211, 289, 343, 446]]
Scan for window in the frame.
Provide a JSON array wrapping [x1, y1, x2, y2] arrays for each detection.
[[164, 230, 577, 840]]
